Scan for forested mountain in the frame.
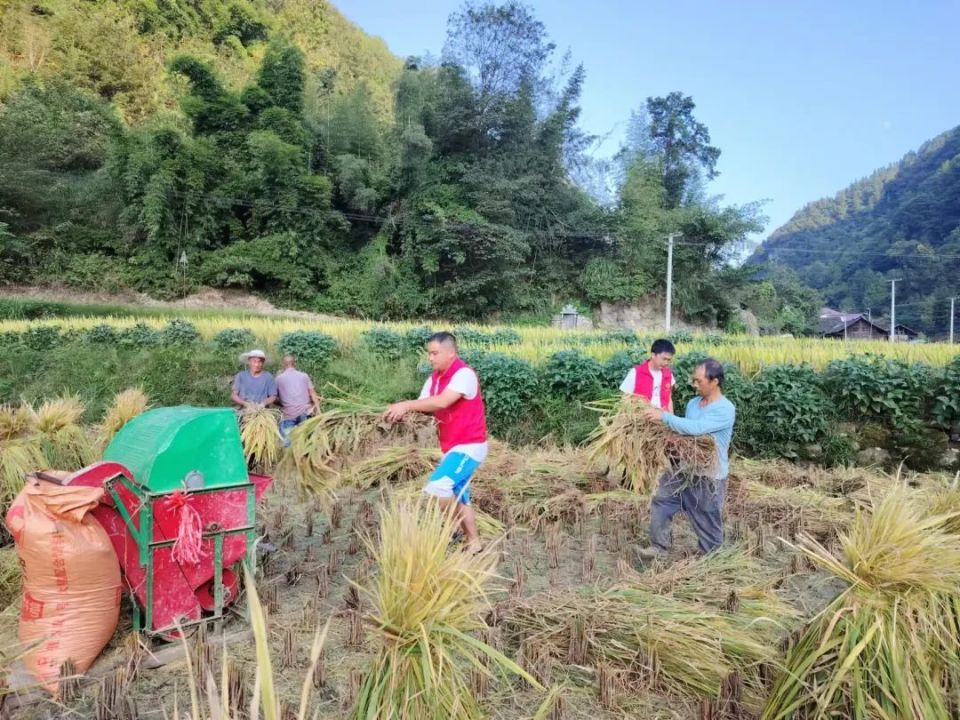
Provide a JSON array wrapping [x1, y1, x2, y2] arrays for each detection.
[[753, 126, 960, 336], [0, 0, 794, 325]]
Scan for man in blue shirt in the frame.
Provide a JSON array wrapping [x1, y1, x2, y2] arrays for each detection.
[[638, 358, 736, 557]]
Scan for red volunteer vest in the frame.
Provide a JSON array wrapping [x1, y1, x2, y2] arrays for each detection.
[[430, 358, 488, 453], [633, 360, 673, 408]]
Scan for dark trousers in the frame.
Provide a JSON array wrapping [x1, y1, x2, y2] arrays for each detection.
[[649, 470, 727, 554]]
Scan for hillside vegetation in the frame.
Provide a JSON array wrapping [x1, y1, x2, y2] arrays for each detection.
[[0, 0, 810, 327], [754, 126, 960, 335]]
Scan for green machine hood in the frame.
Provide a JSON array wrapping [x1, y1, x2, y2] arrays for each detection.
[[104, 406, 247, 493]]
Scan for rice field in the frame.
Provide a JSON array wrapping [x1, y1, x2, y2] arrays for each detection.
[[3, 389, 960, 719], [1, 314, 958, 372]]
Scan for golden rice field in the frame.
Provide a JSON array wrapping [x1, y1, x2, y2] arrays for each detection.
[[2, 314, 959, 372]]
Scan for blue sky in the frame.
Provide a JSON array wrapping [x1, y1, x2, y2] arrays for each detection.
[[339, 0, 960, 244]]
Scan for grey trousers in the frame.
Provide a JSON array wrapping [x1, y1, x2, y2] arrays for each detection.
[[649, 471, 727, 554]]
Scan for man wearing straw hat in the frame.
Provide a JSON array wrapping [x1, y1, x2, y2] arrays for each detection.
[[383, 332, 487, 555], [231, 349, 278, 409], [637, 358, 736, 558]]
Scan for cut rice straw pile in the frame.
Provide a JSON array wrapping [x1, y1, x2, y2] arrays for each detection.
[[763, 488, 960, 720], [726, 477, 852, 540], [0, 438, 47, 505], [239, 405, 283, 468], [506, 578, 784, 704], [0, 404, 35, 441], [586, 397, 717, 494], [349, 497, 537, 719], [0, 546, 21, 609], [98, 388, 149, 448]]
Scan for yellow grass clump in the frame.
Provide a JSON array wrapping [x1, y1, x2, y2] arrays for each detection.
[[763, 489, 960, 719], [98, 388, 150, 448], [349, 498, 536, 719], [239, 405, 283, 469], [586, 398, 717, 493]]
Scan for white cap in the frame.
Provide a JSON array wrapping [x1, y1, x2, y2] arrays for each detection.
[[240, 349, 267, 363]]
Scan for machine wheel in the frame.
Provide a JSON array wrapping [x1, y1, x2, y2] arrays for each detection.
[[195, 568, 240, 612]]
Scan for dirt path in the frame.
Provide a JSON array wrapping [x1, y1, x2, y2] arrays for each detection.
[[0, 285, 346, 321]]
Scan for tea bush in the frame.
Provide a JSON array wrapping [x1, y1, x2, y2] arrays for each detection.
[[278, 330, 337, 367], [404, 325, 434, 351], [213, 328, 256, 352], [118, 322, 162, 348], [361, 327, 407, 360], [932, 355, 960, 429], [159, 318, 200, 345], [466, 351, 540, 434], [86, 324, 119, 344], [541, 350, 604, 401]]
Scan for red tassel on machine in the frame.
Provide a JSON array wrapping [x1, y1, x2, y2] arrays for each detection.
[[166, 491, 206, 566]]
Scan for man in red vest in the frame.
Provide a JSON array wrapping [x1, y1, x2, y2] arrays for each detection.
[[620, 338, 676, 412], [384, 332, 488, 554]]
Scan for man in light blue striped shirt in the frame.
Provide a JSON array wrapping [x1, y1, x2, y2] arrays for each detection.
[[639, 358, 736, 557]]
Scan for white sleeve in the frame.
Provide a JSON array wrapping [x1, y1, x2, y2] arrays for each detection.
[[446, 368, 479, 400], [619, 368, 636, 394], [418, 378, 432, 400]]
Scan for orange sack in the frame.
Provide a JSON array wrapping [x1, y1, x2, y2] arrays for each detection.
[[4, 480, 121, 694]]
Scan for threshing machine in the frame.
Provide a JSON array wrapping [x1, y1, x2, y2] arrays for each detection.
[[67, 407, 272, 636]]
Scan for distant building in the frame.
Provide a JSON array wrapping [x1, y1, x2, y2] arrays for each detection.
[[818, 308, 921, 342], [818, 308, 887, 340]]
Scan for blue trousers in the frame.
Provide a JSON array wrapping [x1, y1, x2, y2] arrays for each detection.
[[279, 414, 312, 448], [650, 471, 727, 554]]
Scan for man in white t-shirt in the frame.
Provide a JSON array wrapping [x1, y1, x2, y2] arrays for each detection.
[[383, 332, 489, 554], [619, 338, 676, 412]]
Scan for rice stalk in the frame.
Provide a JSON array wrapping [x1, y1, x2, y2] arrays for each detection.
[[239, 405, 283, 469], [29, 395, 92, 470], [0, 437, 47, 505], [348, 497, 539, 719], [346, 446, 441, 489], [586, 398, 717, 494], [726, 478, 852, 540], [0, 547, 21, 611], [98, 388, 150, 448], [762, 489, 960, 720], [0, 404, 35, 441]]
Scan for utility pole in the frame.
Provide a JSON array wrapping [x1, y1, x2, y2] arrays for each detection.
[[950, 297, 957, 344], [889, 279, 899, 343], [665, 232, 680, 332]]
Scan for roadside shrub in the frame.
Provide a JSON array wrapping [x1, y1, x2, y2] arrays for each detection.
[[932, 355, 960, 429], [736, 364, 830, 458], [277, 330, 337, 367], [361, 327, 406, 360], [23, 325, 62, 351], [602, 349, 646, 389], [823, 355, 935, 432], [213, 328, 256, 352], [159, 318, 200, 346], [86, 324, 119, 344], [541, 350, 604, 401], [404, 325, 434, 351], [118, 322, 161, 348], [467, 352, 539, 434]]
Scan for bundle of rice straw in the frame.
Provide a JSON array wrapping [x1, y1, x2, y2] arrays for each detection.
[[0, 438, 47, 505], [97, 388, 150, 448], [349, 498, 536, 719], [0, 546, 20, 609], [347, 446, 441, 489], [587, 398, 717, 494], [30, 395, 92, 470], [726, 478, 852, 540], [391, 481, 506, 539], [0, 404, 36, 441], [285, 396, 431, 497], [506, 580, 783, 704], [239, 405, 283, 469], [762, 489, 960, 719]]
